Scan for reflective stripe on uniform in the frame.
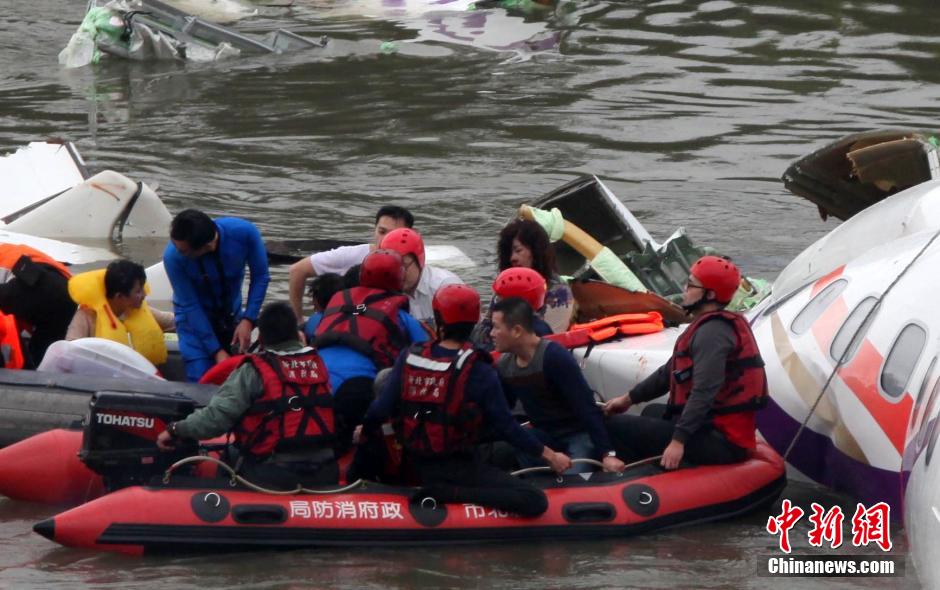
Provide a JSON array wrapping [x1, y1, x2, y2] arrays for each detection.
[[405, 354, 455, 372]]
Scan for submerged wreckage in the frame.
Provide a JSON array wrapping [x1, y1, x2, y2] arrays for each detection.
[[60, 0, 327, 67], [783, 129, 940, 221], [60, 0, 576, 67], [0, 141, 170, 264]]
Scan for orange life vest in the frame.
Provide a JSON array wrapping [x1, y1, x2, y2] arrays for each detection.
[[547, 312, 664, 350], [0, 311, 24, 369], [0, 244, 70, 279], [667, 310, 766, 449], [0, 244, 71, 341]]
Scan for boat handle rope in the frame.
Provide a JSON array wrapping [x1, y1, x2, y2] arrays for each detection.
[[162, 455, 364, 495], [782, 225, 940, 462], [510, 455, 663, 478], [164, 453, 665, 496]]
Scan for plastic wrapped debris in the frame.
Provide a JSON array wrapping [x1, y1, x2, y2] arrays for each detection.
[[38, 338, 163, 381], [58, 7, 124, 68], [63, 0, 324, 65], [727, 277, 771, 312], [472, 0, 554, 14]]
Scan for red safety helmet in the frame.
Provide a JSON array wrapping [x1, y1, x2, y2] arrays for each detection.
[[359, 249, 404, 291], [432, 284, 480, 325], [493, 267, 547, 311], [380, 228, 425, 269], [689, 255, 740, 304]]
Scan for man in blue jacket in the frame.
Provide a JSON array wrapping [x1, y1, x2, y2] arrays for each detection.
[[164, 209, 270, 382]]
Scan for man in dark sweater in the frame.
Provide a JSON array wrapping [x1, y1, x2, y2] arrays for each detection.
[[604, 256, 766, 469], [491, 297, 625, 474]]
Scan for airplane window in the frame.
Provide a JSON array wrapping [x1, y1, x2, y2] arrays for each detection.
[[790, 279, 848, 335], [927, 418, 939, 466], [927, 404, 940, 466], [909, 356, 938, 438], [881, 323, 927, 399], [830, 297, 879, 363], [914, 369, 940, 454]]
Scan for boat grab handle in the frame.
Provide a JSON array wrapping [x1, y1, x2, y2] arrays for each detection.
[[511, 455, 663, 479], [163, 454, 364, 495]]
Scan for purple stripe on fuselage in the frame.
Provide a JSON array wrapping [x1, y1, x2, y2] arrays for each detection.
[[758, 398, 904, 512]]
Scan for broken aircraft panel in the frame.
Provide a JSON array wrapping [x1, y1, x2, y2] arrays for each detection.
[[782, 129, 940, 221]]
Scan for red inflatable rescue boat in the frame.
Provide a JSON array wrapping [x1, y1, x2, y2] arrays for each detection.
[[0, 429, 103, 505], [34, 442, 785, 555]]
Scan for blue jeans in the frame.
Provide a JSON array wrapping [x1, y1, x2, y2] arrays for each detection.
[[517, 428, 596, 474]]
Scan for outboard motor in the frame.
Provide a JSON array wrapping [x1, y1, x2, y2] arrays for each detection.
[[79, 390, 199, 491]]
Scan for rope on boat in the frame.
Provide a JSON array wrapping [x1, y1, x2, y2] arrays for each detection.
[[164, 451, 669, 498], [162, 455, 364, 495], [782, 226, 940, 462], [510, 454, 663, 477]]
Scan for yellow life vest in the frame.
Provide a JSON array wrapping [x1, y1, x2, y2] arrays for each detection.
[[68, 269, 167, 365]]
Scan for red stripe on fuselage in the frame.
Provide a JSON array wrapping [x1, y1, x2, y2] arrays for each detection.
[[837, 340, 913, 455], [811, 297, 848, 356]]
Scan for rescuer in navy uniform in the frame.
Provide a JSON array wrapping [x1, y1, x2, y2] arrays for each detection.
[[157, 301, 338, 490], [604, 256, 767, 469], [354, 284, 571, 517]]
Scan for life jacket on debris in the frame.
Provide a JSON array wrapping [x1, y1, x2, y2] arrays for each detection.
[[67, 269, 167, 365], [397, 342, 487, 456], [313, 287, 410, 368], [0, 311, 25, 369], [233, 348, 335, 458], [667, 310, 767, 449], [546, 312, 664, 350]]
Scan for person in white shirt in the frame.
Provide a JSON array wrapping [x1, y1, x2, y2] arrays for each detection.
[[287, 206, 414, 322], [379, 228, 462, 327]]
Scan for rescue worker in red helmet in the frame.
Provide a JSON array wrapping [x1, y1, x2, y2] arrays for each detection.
[[308, 249, 429, 453], [493, 267, 553, 336], [157, 301, 338, 490], [604, 256, 767, 469], [354, 284, 572, 517], [379, 228, 463, 329]]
